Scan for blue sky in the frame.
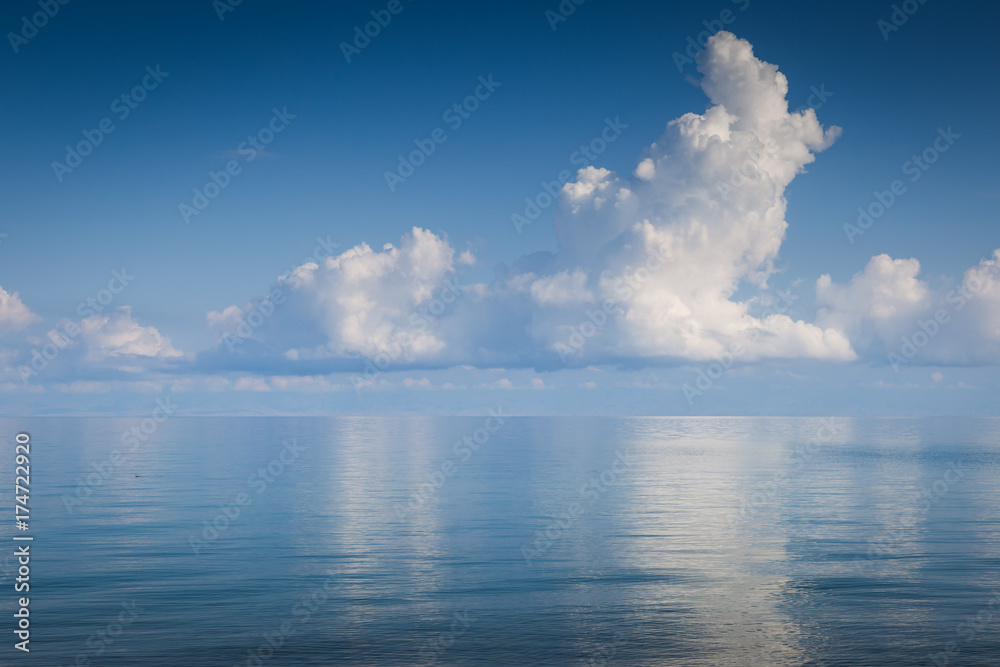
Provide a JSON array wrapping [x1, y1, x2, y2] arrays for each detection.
[[1, 0, 999, 415]]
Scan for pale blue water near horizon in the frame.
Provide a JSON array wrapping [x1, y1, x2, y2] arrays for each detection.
[[2, 416, 999, 666]]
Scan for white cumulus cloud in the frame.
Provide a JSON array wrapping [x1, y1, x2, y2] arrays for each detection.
[[817, 250, 1000, 366], [76, 306, 183, 361], [0, 286, 39, 337]]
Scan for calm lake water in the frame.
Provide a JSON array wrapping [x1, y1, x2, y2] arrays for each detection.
[[2, 416, 999, 666]]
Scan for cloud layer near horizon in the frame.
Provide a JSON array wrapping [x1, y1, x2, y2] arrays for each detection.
[[2, 32, 998, 389]]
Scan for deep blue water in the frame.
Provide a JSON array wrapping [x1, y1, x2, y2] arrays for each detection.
[[2, 416, 999, 666]]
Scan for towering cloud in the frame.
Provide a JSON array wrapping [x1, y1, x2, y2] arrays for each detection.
[[527, 30, 852, 364]]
